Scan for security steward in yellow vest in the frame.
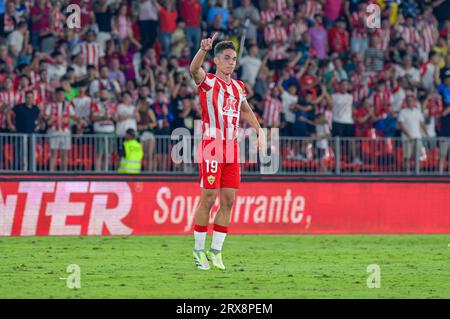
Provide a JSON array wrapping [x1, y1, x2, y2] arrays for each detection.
[[118, 128, 144, 174]]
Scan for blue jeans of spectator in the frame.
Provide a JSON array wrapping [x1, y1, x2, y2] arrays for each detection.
[[351, 37, 369, 55], [160, 32, 172, 57], [31, 32, 41, 51], [185, 26, 201, 58]]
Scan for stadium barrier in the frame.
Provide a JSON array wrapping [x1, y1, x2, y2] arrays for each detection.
[[0, 133, 449, 175], [0, 175, 449, 236]]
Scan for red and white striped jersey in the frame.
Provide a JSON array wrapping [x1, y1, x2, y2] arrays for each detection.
[[28, 71, 40, 87], [350, 72, 369, 106], [396, 25, 419, 46], [374, 28, 390, 50], [52, 7, 66, 35], [263, 95, 282, 128], [0, 90, 17, 109], [288, 20, 309, 43], [79, 41, 104, 68], [350, 11, 368, 38], [420, 23, 438, 54], [370, 89, 393, 117], [45, 101, 76, 131], [275, 0, 287, 13], [304, 0, 319, 18], [196, 72, 247, 141], [36, 82, 54, 106], [264, 25, 288, 45], [0, 91, 16, 130], [260, 9, 277, 25]]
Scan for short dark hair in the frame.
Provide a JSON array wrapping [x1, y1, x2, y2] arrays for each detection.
[[429, 50, 438, 60], [122, 91, 132, 98], [51, 51, 62, 58], [214, 41, 236, 57], [17, 21, 27, 29], [126, 128, 136, 138], [75, 80, 89, 88]]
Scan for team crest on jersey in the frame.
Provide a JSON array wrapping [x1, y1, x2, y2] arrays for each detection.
[[207, 175, 215, 185], [223, 97, 237, 113]]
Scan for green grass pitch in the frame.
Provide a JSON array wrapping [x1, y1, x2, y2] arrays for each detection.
[[1, 235, 449, 298]]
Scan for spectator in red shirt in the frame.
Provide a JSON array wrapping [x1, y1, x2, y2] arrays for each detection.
[[30, 0, 52, 50], [179, 0, 202, 57], [154, 0, 177, 57], [354, 97, 375, 137], [328, 17, 349, 56], [299, 59, 320, 99]]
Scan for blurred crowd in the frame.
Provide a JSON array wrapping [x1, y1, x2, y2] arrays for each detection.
[[0, 0, 450, 172]]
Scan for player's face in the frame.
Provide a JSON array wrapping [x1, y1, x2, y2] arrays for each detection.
[[215, 49, 237, 76]]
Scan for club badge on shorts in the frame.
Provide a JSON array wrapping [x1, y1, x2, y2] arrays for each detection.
[[207, 175, 215, 185]]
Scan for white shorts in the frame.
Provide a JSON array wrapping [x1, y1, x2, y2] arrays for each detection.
[[48, 131, 71, 150], [140, 131, 155, 142]]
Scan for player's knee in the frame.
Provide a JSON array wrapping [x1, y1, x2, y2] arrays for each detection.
[[201, 195, 216, 210], [221, 197, 235, 211]]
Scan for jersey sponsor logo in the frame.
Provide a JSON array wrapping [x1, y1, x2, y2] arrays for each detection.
[[207, 175, 216, 185], [223, 97, 238, 114]]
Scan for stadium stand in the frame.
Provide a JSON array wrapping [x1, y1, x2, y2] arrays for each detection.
[[0, 0, 449, 174]]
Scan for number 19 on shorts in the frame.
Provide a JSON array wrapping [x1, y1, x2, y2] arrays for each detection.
[[205, 160, 218, 173]]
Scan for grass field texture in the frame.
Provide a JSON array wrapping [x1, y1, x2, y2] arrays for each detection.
[[1, 235, 449, 298]]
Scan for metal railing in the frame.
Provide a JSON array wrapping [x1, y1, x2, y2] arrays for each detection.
[[0, 133, 449, 175]]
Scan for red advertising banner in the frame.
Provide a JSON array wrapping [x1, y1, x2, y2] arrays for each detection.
[[1, 180, 449, 236]]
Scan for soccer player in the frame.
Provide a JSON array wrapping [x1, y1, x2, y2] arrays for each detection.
[[189, 33, 265, 270]]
